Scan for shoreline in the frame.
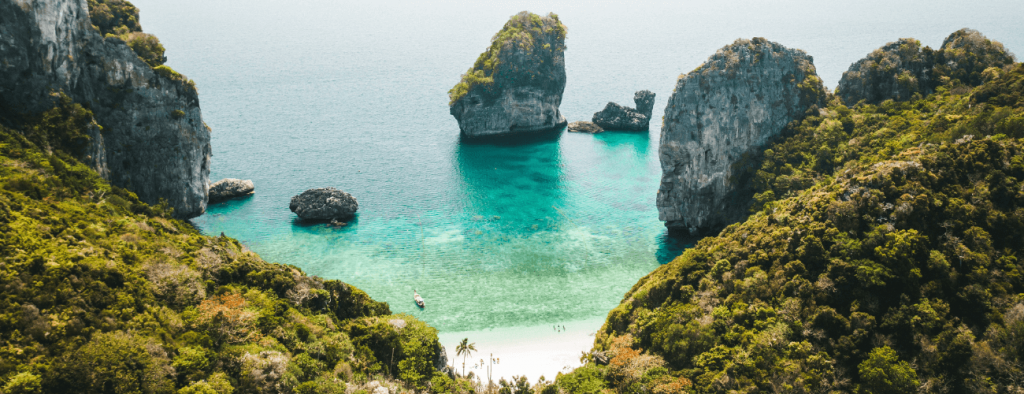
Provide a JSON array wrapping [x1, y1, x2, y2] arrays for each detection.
[[437, 316, 605, 384]]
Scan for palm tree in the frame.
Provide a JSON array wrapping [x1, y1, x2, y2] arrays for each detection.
[[455, 338, 476, 377]]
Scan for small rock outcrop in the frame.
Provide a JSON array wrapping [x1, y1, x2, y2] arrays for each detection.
[[289, 188, 358, 220], [592, 90, 655, 131], [568, 121, 604, 134], [591, 90, 656, 131], [208, 178, 254, 203], [633, 90, 656, 119], [837, 28, 1015, 105], [0, 0, 210, 218], [448, 12, 567, 138], [657, 38, 826, 234]]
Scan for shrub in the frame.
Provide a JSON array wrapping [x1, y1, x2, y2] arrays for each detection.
[[2, 372, 42, 394], [194, 293, 259, 344], [47, 331, 175, 394], [25, 92, 95, 155], [176, 373, 233, 394], [173, 346, 211, 382], [294, 375, 346, 394], [87, 0, 140, 36], [238, 350, 296, 394], [858, 346, 919, 394], [345, 314, 440, 389], [123, 32, 167, 67], [555, 364, 607, 394], [147, 261, 207, 306]]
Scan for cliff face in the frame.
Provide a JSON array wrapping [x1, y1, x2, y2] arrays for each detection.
[[657, 38, 825, 234], [0, 0, 210, 218], [837, 28, 1015, 105], [448, 12, 567, 138]]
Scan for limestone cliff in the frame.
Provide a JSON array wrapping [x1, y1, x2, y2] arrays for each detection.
[[0, 0, 210, 218], [657, 38, 826, 234], [448, 11, 567, 138], [837, 28, 1015, 105]]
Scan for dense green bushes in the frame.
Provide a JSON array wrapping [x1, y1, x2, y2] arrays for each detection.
[[88, 0, 172, 70], [836, 29, 1015, 106], [554, 64, 1024, 393], [0, 97, 446, 393], [123, 32, 168, 67], [87, 0, 140, 36]]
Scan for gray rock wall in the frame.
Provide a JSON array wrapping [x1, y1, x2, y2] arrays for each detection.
[[634, 90, 655, 119], [0, 0, 210, 218], [657, 37, 825, 234], [450, 86, 565, 137]]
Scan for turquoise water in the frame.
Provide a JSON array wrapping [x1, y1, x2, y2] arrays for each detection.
[[132, 0, 1023, 332]]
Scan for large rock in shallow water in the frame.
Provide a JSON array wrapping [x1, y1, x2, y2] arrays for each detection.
[[836, 28, 1015, 105], [448, 12, 567, 138], [567, 121, 604, 134], [290, 188, 358, 220], [657, 38, 826, 234], [592, 90, 656, 131], [209, 178, 254, 203], [0, 0, 210, 218]]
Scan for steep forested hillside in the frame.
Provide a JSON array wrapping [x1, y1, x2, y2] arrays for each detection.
[[0, 96, 450, 393], [554, 64, 1024, 393]]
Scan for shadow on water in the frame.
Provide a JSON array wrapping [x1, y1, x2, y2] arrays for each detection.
[[655, 229, 700, 265], [204, 193, 255, 214], [289, 214, 360, 232], [457, 127, 565, 146], [455, 130, 567, 229], [592, 130, 652, 158]]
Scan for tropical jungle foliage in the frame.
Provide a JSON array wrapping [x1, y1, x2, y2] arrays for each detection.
[[836, 29, 1015, 106], [549, 62, 1024, 393], [448, 11, 567, 106], [0, 95, 454, 393]]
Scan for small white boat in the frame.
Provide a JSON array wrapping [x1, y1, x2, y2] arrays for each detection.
[[414, 290, 425, 308]]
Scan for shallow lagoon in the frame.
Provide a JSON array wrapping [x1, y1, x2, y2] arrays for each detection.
[[133, 0, 1023, 379]]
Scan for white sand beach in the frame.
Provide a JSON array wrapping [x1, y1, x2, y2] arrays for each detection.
[[438, 317, 606, 384]]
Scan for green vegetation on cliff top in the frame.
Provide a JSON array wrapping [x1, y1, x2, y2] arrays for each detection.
[[0, 95, 453, 393], [546, 63, 1024, 393], [837, 28, 1016, 105], [87, 0, 186, 81], [448, 11, 567, 106]]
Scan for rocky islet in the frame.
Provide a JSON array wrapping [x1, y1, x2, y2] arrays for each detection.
[[208, 178, 255, 203], [591, 90, 656, 131], [567, 121, 604, 133], [448, 12, 568, 138], [289, 187, 359, 221]]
